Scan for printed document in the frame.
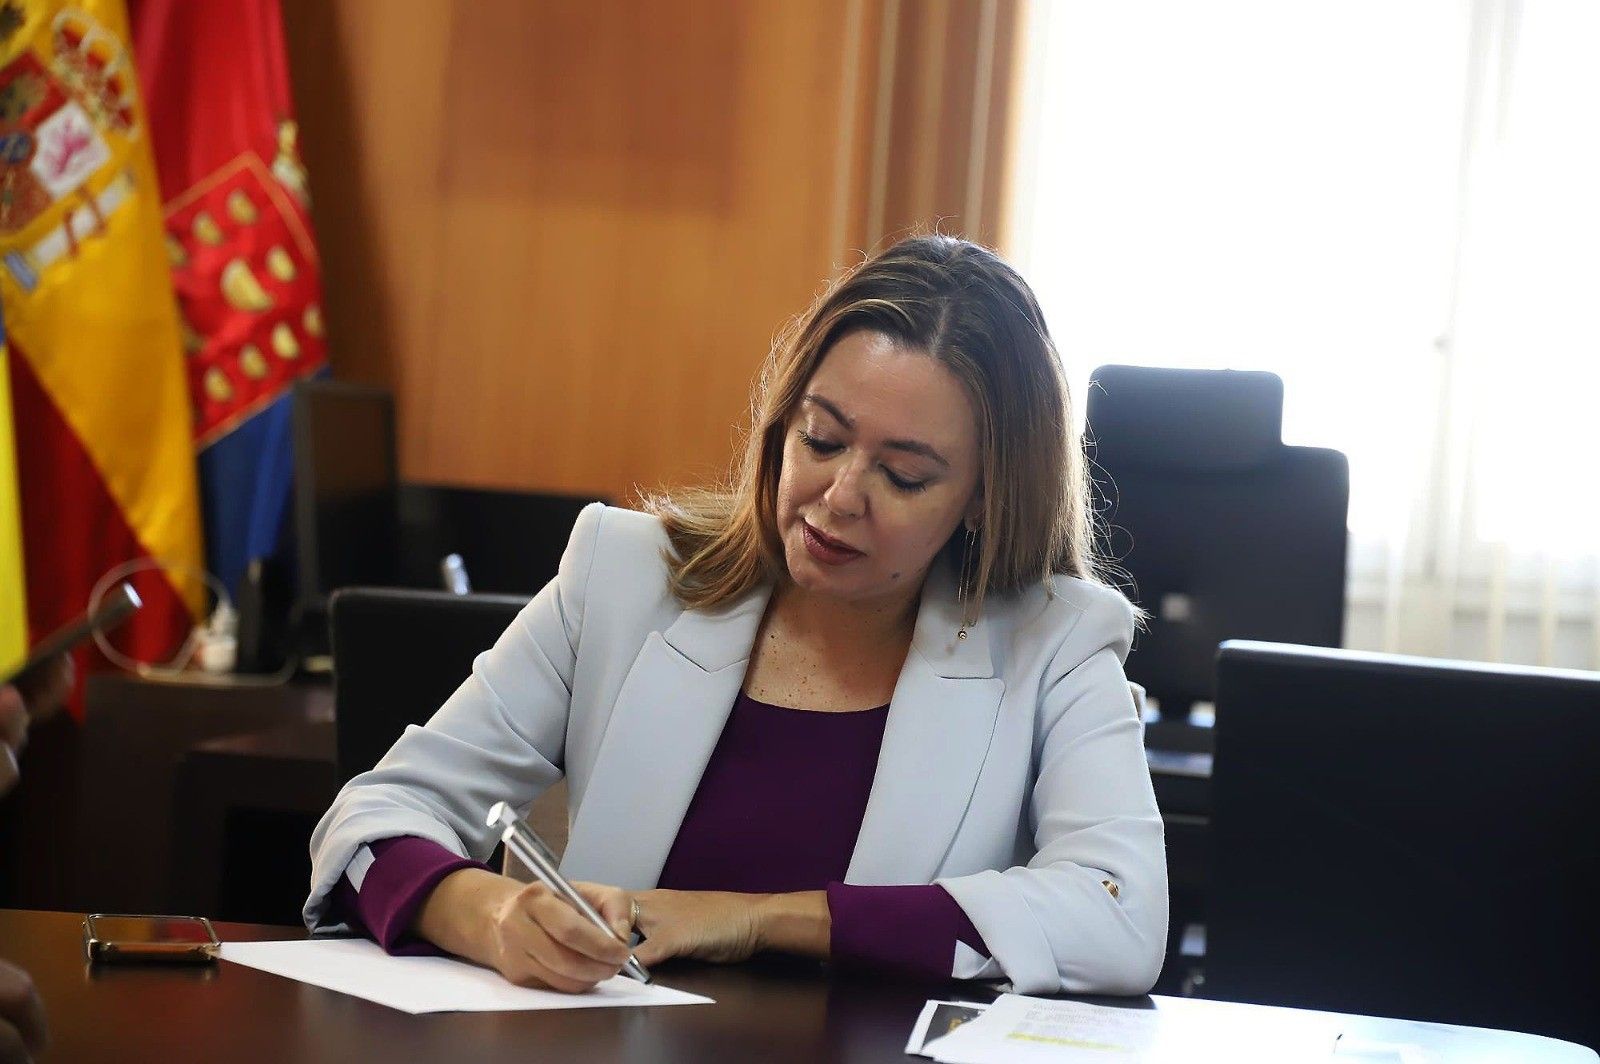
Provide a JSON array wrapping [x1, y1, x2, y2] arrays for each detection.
[[918, 994, 1339, 1062]]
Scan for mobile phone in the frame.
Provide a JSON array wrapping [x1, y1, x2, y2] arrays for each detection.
[[0, 582, 142, 688], [81, 913, 220, 964]]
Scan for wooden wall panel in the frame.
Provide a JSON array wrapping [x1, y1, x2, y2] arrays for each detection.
[[280, 0, 1019, 503]]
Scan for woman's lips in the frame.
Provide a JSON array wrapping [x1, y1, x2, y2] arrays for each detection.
[[802, 521, 863, 565]]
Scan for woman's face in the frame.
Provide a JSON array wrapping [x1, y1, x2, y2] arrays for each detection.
[[775, 329, 982, 610]]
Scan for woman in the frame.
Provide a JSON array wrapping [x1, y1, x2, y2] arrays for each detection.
[[306, 236, 1167, 996]]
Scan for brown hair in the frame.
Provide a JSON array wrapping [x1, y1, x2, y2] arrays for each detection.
[[644, 234, 1116, 623]]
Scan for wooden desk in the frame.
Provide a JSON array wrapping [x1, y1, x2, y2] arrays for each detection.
[[78, 674, 332, 914], [171, 719, 340, 924], [3, 909, 1593, 1063]]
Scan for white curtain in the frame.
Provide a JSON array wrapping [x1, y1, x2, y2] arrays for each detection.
[[1007, 0, 1599, 670]]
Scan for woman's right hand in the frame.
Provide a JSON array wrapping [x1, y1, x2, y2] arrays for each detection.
[[415, 868, 634, 993]]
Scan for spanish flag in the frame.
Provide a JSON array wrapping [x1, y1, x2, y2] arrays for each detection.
[[0, 0, 204, 697]]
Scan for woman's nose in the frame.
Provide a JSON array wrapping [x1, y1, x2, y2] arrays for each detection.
[[822, 459, 868, 518]]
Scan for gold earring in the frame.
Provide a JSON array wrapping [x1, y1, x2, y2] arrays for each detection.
[[957, 525, 977, 640]]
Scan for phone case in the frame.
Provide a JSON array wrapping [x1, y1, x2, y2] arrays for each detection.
[[81, 914, 220, 964]]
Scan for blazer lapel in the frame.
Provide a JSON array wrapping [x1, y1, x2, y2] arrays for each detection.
[[560, 584, 772, 888], [846, 559, 1005, 885]]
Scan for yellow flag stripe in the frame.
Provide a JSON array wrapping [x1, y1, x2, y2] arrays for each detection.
[[0, 343, 29, 671]]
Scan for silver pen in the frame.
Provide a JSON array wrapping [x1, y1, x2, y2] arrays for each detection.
[[485, 801, 652, 984]]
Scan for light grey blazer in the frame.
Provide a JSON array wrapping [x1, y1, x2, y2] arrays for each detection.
[[306, 503, 1168, 995]]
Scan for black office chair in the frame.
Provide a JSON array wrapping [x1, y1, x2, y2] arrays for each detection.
[[1086, 365, 1351, 994], [329, 587, 527, 783], [1208, 640, 1600, 1049], [396, 484, 608, 596], [1086, 365, 1349, 727], [328, 587, 570, 860]]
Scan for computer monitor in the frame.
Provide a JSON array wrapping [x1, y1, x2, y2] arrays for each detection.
[[1207, 640, 1600, 1048], [290, 380, 400, 615]]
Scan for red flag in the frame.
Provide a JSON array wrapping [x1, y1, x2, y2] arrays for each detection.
[[130, 0, 328, 595]]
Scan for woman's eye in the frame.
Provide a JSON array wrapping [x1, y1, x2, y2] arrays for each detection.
[[798, 430, 842, 455], [883, 468, 930, 493], [798, 430, 927, 492]]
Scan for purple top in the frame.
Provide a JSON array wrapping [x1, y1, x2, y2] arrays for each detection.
[[335, 691, 992, 979], [656, 691, 891, 893]]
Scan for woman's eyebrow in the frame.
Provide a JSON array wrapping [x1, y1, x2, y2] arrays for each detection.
[[804, 393, 853, 428], [883, 438, 949, 469], [803, 393, 949, 469]]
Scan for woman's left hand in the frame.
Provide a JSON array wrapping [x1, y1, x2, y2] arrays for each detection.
[[627, 889, 767, 967]]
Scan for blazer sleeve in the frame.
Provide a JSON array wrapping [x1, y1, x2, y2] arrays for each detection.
[[302, 501, 607, 932], [937, 586, 1169, 995]]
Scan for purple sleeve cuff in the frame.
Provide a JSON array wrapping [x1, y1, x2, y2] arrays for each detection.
[[331, 836, 488, 956], [825, 882, 991, 980]]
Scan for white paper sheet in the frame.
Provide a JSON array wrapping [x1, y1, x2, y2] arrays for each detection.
[[921, 994, 1341, 1063], [219, 938, 714, 1015]]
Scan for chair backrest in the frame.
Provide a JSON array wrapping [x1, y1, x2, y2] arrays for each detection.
[[329, 588, 530, 786], [1086, 365, 1349, 714], [1208, 640, 1600, 1048]]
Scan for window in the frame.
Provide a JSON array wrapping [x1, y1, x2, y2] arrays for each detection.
[[1010, 0, 1599, 667]]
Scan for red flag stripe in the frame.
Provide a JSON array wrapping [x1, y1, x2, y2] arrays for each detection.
[[7, 338, 195, 714]]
